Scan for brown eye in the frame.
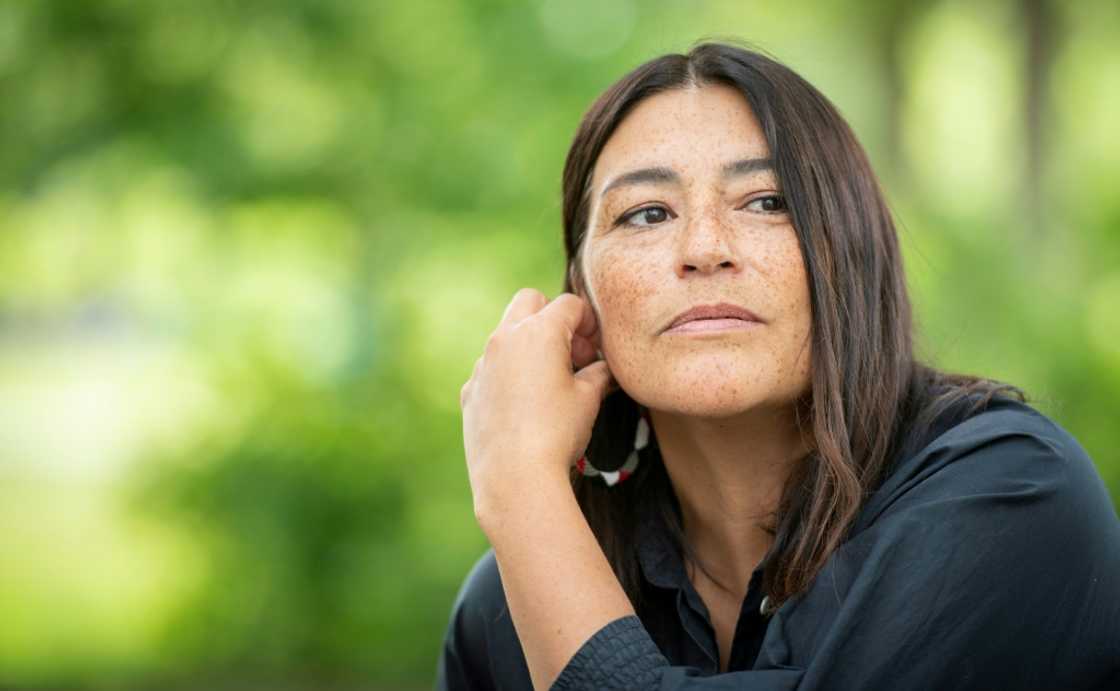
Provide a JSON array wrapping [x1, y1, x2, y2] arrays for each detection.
[[617, 205, 672, 229], [745, 194, 787, 213]]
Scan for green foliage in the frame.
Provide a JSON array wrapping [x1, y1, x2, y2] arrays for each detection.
[[0, 0, 1116, 688]]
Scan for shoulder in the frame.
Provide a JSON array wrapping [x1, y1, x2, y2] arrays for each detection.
[[926, 395, 1086, 461], [452, 547, 507, 624], [857, 396, 1116, 536], [437, 548, 532, 689], [774, 397, 1120, 688], [921, 396, 1103, 494]]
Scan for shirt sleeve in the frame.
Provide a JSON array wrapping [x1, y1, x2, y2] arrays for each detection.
[[550, 412, 1120, 690]]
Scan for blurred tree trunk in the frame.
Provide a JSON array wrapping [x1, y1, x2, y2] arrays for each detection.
[[1022, 0, 1059, 239], [874, 0, 923, 192]]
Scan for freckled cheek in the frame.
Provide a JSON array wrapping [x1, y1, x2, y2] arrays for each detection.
[[779, 252, 813, 383], [588, 254, 659, 344], [772, 243, 811, 313]]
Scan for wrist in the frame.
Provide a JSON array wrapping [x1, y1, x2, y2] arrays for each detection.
[[474, 466, 576, 539]]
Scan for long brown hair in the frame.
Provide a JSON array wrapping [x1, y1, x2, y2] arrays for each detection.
[[559, 39, 1027, 614]]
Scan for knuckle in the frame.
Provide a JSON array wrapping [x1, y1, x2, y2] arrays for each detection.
[[516, 287, 542, 301], [484, 331, 502, 355], [524, 288, 549, 310]]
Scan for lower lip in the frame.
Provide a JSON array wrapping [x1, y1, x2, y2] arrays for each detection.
[[664, 318, 762, 334]]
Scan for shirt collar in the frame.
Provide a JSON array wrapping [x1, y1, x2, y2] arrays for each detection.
[[636, 496, 683, 590], [634, 489, 766, 592]]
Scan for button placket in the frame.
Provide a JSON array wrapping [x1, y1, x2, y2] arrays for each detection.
[[675, 590, 719, 673], [724, 567, 768, 670]]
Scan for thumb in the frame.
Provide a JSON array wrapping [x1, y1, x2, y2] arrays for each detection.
[[573, 359, 614, 401]]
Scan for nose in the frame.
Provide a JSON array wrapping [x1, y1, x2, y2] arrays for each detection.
[[675, 208, 741, 278]]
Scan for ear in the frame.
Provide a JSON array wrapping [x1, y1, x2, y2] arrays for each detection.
[[568, 263, 582, 296], [569, 263, 605, 356]]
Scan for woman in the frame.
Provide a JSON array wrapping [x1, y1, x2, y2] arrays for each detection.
[[439, 41, 1120, 690]]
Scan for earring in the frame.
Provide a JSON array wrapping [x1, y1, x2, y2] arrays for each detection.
[[576, 407, 650, 486]]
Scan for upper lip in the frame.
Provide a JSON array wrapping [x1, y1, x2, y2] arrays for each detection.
[[664, 302, 765, 332]]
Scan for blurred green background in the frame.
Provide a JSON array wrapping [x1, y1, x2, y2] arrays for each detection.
[[0, 0, 1116, 689]]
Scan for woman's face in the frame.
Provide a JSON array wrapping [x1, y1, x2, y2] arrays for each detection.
[[577, 83, 812, 418]]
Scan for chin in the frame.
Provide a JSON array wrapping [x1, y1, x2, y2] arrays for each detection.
[[651, 391, 773, 419], [620, 367, 781, 419]]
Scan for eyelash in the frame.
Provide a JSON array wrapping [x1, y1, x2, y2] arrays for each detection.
[[614, 194, 788, 229]]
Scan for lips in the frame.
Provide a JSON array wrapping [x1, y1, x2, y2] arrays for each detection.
[[664, 302, 765, 333]]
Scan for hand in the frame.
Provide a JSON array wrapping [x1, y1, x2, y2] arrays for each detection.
[[459, 288, 614, 527]]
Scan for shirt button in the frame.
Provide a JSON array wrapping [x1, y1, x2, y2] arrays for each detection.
[[759, 595, 770, 615]]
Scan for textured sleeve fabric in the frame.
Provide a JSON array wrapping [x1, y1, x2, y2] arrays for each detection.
[[550, 615, 669, 690], [550, 615, 803, 691], [549, 406, 1120, 690]]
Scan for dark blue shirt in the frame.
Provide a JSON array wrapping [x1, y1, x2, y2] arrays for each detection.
[[435, 398, 1120, 690]]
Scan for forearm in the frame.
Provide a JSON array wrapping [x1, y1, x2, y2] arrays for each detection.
[[479, 473, 636, 690]]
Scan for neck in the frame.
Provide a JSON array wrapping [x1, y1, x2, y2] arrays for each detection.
[[650, 401, 811, 596]]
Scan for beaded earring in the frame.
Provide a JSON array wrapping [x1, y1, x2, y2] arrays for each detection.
[[575, 407, 650, 486]]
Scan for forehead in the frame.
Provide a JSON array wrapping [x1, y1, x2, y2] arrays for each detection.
[[590, 83, 770, 193]]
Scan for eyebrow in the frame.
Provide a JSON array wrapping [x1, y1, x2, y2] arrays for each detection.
[[599, 157, 774, 199]]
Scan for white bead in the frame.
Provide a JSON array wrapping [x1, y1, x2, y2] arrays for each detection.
[[622, 450, 640, 472], [600, 470, 620, 486], [634, 416, 650, 448]]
